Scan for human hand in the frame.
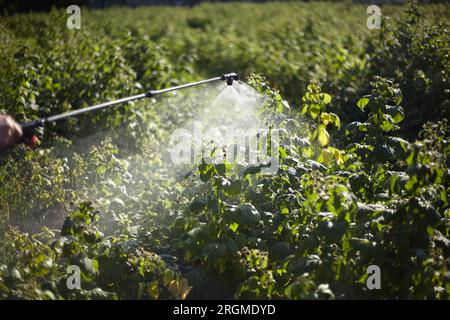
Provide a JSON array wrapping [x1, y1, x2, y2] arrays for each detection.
[[0, 115, 23, 150]]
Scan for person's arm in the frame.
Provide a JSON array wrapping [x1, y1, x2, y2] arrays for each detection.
[[0, 115, 23, 150]]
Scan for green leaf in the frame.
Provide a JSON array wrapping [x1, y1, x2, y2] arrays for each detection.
[[279, 202, 290, 214], [198, 160, 215, 182], [270, 242, 291, 260], [73, 255, 99, 275], [237, 203, 261, 225], [241, 164, 261, 177], [384, 105, 405, 124], [187, 227, 207, 242], [380, 114, 398, 132], [357, 96, 370, 111], [189, 197, 208, 213], [215, 161, 232, 175], [320, 112, 331, 126], [229, 222, 239, 232], [12, 268, 22, 280], [306, 159, 327, 171], [203, 243, 227, 262], [223, 180, 242, 196], [309, 104, 320, 119], [300, 104, 309, 114], [318, 125, 330, 147], [224, 236, 239, 252], [330, 113, 341, 129], [322, 93, 331, 105]]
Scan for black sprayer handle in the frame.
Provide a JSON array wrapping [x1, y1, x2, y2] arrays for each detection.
[[19, 119, 44, 146], [12, 73, 239, 149]]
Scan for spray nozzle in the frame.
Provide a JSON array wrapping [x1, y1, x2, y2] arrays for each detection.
[[221, 73, 239, 85]]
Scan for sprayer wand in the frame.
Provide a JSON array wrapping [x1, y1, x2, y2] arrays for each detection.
[[19, 73, 239, 145]]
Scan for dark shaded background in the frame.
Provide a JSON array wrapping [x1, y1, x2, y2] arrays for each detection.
[[1, 0, 446, 14]]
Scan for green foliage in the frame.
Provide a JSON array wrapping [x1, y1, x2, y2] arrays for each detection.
[[0, 2, 449, 300], [0, 202, 188, 299], [300, 81, 344, 166], [366, 2, 450, 137]]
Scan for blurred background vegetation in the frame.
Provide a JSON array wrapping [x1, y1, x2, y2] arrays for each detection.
[[2, 0, 449, 13]]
